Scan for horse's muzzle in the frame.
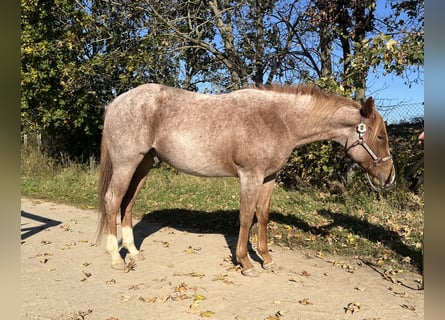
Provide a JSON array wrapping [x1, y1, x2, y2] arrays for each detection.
[[367, 165, 396, 192]]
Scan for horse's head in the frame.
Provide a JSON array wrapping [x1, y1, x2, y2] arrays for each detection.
[[345, 97, 396, 191]]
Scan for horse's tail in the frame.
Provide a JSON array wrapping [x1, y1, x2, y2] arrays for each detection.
[[96, 134, 112, 244]]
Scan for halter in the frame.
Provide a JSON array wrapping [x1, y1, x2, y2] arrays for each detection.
[[347, 120, 392, 170], [347, 120, 394, 192]]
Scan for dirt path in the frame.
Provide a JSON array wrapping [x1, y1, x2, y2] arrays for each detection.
[[21, 197, 423, 320]]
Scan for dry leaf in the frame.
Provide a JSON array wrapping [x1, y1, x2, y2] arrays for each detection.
[[129, 283, 145, 290], [401, 304, 415, 311], [389, 287, 409, 297], [190, 272, 205, 278], [300, 270, 311, 277], [138, 296, 157, 303], [298, 298, 313, 305], [120, 295, 132, 302], [199, 310, 215, 317], [184, 246, 202, 254], [275, 310, 287, 317], [344, 302, 361, 314], [124, 260, 136, 273], [289, 277, 304, 285], [194, 294, 206, 301]]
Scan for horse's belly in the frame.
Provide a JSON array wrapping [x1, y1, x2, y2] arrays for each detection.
[[153, 137, 236, 177]]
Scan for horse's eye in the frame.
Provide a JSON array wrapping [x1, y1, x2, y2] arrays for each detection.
[[377, 135, 385, 141]]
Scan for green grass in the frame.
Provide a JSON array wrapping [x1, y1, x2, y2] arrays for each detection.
[[21, 146, 423, 273]]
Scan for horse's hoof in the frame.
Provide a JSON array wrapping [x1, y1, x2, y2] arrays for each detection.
[[111, 261, 126, 270], [262, 261, 275, 270], [241, 267, 260, 277], [129, 252, 145, 261]]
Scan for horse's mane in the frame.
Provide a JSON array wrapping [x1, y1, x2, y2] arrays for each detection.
[[249, 83, 361, 129], [249, 83, 359, 108]]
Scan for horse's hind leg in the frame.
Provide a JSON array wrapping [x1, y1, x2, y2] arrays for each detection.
[[104, 162, 141, 270], [255, 178, 275, 269], [120, 154, 154, 262]]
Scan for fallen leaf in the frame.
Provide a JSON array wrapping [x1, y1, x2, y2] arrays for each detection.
[[389, 287, 409, 297], [124, 260, 136, 273], [190, 271, 205, 278], [344, 302, 361, 314], [401, 304, 416, 311], [194, 294, 207, 301], [275, 310, 287, 317], [184, 246, 202, 254], [298, 298, 313, 305], [199, 310, 215, 317], [120, 295, 132, 302], [128, 283, 146, 290], [138, 296, 157, 303], [300, 270, 311, 277], [288, 277, 304, 285]]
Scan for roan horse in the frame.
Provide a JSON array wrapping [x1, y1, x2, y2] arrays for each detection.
[[96, 83, 395, 276]]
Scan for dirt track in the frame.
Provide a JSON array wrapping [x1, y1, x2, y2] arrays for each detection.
[[21, 197, 423, 320]]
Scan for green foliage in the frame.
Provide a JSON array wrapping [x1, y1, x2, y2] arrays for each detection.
[[277, 142, 346, 190]]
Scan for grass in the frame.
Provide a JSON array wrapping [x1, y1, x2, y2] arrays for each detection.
[[21, 146, 424, 274]]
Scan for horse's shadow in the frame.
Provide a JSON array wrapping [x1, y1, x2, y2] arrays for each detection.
[[128, 209, 263, 266], [129, 208, 423, 273]]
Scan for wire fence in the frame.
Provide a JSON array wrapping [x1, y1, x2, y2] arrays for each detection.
[[375, 99, 424, 126]]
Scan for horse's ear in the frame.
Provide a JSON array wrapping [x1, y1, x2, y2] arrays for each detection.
[[360, 97, 376, 118]]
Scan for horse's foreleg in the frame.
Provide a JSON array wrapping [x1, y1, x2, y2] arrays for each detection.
[[237, 172, 263, 277], [120, 155, 154, 262], [255, 178, 275, 269]]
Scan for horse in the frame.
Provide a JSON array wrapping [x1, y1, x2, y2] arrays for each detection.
[[96, 83, 395, 276]]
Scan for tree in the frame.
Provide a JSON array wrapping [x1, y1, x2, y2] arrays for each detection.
[[21, 0, 180, 159]]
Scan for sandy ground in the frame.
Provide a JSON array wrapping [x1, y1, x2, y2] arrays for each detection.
[[21, 197, 424, 320]]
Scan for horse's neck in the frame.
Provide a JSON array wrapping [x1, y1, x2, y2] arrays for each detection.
[[285, 98, 361, 148]]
